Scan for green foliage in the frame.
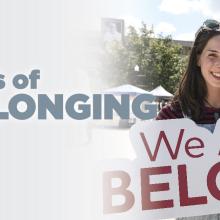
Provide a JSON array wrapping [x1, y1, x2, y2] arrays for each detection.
[[148, 36, 187, 93], [101, 23, 188, 93]]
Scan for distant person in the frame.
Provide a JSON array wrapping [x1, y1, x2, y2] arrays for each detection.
[[159, 99, 166, 110]]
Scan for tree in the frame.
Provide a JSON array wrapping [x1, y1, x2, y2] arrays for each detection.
[[100, 24, 153, 86], [147, 36, 187, 93], [101, 23, 188, 93]]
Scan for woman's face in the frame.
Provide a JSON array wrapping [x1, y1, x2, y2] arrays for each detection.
[[198, 34, 220, 91]]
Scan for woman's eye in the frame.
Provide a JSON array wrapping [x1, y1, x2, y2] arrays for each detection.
[[208, 53, 217, 57]]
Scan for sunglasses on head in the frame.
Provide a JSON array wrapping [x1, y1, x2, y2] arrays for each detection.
[[195, 19, 220, 39]]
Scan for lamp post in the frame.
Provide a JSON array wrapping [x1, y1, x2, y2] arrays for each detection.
[[129, 64, 139, 85], [134, 65, 139, 72], [134, 65, 147, 90]]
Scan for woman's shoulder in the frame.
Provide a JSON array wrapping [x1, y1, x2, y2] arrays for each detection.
[[156, 101, 184, 120]]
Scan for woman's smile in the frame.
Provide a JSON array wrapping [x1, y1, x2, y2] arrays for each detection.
[[211, 71, 220, 79]]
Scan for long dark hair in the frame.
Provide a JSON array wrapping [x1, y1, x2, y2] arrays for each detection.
[[173, 30, 220, 121]]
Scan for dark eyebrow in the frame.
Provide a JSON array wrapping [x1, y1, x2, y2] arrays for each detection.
[[207, 49, 220, 53]]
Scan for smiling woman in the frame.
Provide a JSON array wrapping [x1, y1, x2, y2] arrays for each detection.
[[198, 35, 220, 102], [156, 19, 220, 220], [157, 20, 220, 126]]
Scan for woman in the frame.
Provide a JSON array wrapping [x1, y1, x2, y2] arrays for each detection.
[[157, 19, 220, 219], [157, 19, 220, 134]]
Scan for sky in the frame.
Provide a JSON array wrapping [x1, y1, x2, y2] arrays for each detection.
[[78, 0, 220, 41]]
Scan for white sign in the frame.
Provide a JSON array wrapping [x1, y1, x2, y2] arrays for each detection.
[[94, 119, 220, 220]]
